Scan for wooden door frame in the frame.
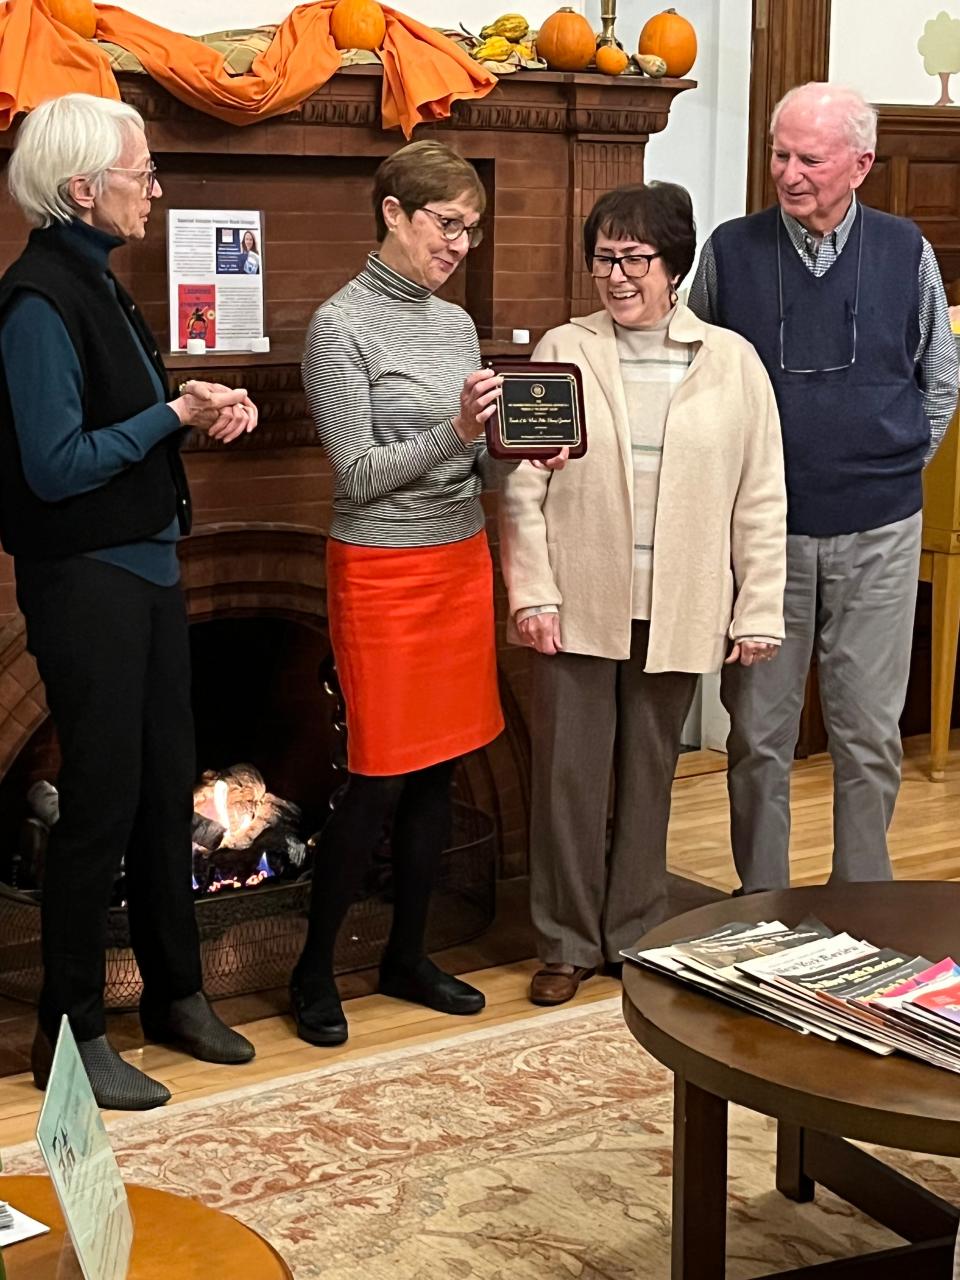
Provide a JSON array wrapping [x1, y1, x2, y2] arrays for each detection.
[[747, 0, 832, 213]]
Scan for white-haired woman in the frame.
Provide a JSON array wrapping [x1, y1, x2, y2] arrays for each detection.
[[0, 93, 259, 1109]]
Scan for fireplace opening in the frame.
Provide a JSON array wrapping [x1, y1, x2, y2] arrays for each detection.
[[0, 614, 496, 1009]]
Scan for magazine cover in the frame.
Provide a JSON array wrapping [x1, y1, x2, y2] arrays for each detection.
[[177, 284, 216, 349]]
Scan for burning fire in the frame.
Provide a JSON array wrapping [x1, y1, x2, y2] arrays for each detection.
[[212, 778, 254, 842], [190, 764, 306, 896]]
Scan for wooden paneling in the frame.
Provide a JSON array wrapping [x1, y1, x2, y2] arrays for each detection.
[[874, 108, 960, 287], [747, 0, 833, 214]]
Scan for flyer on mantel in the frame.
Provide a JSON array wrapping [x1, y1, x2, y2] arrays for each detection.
[[167, 209, 264, 352]]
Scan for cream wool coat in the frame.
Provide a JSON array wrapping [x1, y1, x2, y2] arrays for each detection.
[[498, 304, 787, 673]]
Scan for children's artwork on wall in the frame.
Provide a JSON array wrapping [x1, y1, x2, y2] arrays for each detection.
[[830, 2, 960, 106], [918, 11, 960, 105]]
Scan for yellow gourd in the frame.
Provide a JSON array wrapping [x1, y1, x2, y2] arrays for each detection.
[[480, 13, 530, 41], [473, 36, 515, 61], [330, 0, 386, 52], [636, 52, 668, 77]]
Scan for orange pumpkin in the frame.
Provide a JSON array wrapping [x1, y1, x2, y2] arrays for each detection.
[[535, 7, 597, 72], [596, 44, 629, 76], [638, 7, 697, 78], [330, 0, 386, 52], [48, 0, 97, 39]]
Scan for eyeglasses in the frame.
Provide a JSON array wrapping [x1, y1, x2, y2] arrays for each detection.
[[106, 160, 159, 196], [415, 206, 484, 248], [590, 251, 661, 279], [777, 214, 861, 374]]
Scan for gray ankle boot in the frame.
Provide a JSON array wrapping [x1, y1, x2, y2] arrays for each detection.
[[32, 1027, 171, 1111]]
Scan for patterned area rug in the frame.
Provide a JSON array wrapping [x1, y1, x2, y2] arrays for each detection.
[[7, 999, 960, 1278]]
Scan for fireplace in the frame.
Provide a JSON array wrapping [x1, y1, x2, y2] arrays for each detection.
[[0, 599, 497, 1010]]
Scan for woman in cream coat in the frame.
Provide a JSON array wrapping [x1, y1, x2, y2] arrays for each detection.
[[499, 182, 787, 1006]]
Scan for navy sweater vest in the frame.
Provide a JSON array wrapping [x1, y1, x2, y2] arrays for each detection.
[[0, 224, 191, 558], [713, 204, 927, 536]]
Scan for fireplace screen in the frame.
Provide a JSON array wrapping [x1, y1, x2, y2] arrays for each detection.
[[0, 785, 495, 1012]]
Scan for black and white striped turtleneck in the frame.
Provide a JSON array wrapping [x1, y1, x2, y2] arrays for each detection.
[[302, 252, 493, 548]]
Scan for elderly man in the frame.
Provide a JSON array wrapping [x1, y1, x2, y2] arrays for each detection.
[[0, 94, 259, 1108], [689, 82, 959, 893]]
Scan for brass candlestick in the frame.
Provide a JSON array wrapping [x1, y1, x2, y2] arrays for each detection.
[[598, 0, 617, 47]]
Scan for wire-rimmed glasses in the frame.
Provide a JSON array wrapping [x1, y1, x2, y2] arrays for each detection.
[[106, 160, 159, 197], [777, 214, 862, 374]]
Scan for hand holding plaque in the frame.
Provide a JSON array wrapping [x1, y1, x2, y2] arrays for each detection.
[[485, 360, 587, 460]]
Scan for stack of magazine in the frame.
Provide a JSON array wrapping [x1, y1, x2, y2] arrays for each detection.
[[622, 918, 960, 1073]]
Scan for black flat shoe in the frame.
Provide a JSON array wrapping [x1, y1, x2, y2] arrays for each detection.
[[289, 981, 348, 1047], [140, 992, 255, 1064], [32, 1027, 171, 1111], [379, 956, 485, 1016], [603, 960, 624, 981]]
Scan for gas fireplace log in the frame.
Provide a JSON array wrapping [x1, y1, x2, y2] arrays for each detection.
[[191, 812, 225, 852]]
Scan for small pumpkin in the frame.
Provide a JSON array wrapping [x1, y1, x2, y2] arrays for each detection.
[[638, 7, 697, 78], [330, 0, 386, 52], [47, 0, 97, 39], [535, 7, 597, 72], [596, 44, 629, 76]]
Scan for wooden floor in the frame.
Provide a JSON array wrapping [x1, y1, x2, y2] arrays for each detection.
[[1, 735, 958, 1149]]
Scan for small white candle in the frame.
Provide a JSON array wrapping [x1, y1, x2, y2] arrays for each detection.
[[185, 338, 206, 355], [512, 328, 530, 344], [250, 336, 271, 353]]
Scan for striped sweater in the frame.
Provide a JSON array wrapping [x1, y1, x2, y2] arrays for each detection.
[[302, 253, 493, 548]]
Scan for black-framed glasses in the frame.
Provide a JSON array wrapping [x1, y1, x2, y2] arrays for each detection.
[[415, 206, 484, 248], [590, 251, 661, 280], [777, 214, 861, 374], [106, 160, 158, 196]]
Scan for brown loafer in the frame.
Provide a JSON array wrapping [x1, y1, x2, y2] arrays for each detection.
[[529, 962, 597, 1007]]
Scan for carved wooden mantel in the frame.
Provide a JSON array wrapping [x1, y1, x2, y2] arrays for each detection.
[[111, 65, 694, 138]]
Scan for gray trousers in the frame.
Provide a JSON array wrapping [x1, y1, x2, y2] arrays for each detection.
[[529, 619, 698, 966], [721, 511, 922, 892]]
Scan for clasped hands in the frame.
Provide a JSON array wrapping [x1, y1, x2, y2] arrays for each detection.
[[172, 380, 259, 444], [454, 370, 569, 473]]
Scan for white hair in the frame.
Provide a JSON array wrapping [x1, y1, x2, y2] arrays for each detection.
[[7, 93, 146, 228], [770, 82, 877, 154]]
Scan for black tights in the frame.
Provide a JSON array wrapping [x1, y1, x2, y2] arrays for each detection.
[[294, 759, 456, 1001]]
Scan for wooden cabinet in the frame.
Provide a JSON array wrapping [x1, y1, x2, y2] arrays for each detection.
[[920, 336, 960, 780]]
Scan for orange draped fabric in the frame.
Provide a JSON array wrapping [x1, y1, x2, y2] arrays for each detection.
[[0, 0, 497, 136]]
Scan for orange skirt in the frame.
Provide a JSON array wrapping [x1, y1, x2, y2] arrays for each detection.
[[327, 531, 504, 775]]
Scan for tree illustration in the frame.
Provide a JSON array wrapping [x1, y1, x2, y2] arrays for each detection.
[[918, 11, 960, 105]]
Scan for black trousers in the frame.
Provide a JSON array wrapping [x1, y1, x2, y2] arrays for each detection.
[[15, 556, 202, 1041]]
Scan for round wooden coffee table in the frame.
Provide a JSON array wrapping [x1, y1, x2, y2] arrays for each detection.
[[0, 1174, 292, 1278], [622, 882, 960, 1279]]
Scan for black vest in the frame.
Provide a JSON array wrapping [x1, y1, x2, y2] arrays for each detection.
[[0, 223, 191, 558], [713, 204, 927, 536]]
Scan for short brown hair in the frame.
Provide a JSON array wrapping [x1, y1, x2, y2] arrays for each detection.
[[372, 141, 486, 242], [583, 182, 697, 284]]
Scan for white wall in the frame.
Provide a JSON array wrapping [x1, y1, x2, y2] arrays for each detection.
[[831, 1, 960, 106], [114, 0, 580, 37]]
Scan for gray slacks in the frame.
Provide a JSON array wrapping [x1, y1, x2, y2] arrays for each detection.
[[721, 511, 922, 892], [529, 619, 698, 966]]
